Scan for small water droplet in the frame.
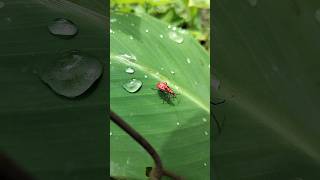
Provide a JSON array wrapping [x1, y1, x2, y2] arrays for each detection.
[[144, 75, 148, 78], [39, 50, 103, 98], [160, 34, 164, 38], [155, 72, 159, 76], [131, 23, 135, 26], [208, 64, 210, 68], [125, 67, 135, 74], [247, 0, 257, 7], [172, 27, 177, 31], [315, 9, 320, 24], [123, 79, 142, 93], [110, 29, 114, 34], [168, 31, 184, 44], [176, 122, 180, 126], [5, 17, 12, 23], [194, 81, 198, 85], [0, 1, 5, 8], [110, 132, 113, 136], [170, 70, 175, 75], [202, 118, 207, 122], [48, 18, 78, 38], [160, 67, 164, 70], [204, 131, 208, 136], [168, 25, 172, 29], [110, 61, 112, 65], [145, 29, 149, 33], [179, 29, 186, 34], [116, 54, 137, 62], [129, 35, 134, 40], [186, 58, 191, 64], [126, 159, 130, 165], [203, 162, 207, 167], [110, 18, 117, 23]]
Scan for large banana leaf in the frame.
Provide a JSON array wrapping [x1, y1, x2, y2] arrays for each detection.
[[0, 0, 107, 179], [110, 12, 210, 179], [213, 0, 320, 179]]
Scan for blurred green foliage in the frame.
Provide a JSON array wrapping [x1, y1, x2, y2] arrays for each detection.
[[110, 0, 210, 50]]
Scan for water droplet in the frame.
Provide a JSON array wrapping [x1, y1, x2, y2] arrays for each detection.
[[110, 61, 112, 65], [247, 0, 257, 7], [160, 67, 164, 70], [168, 25, 172, 29], [129, 35, 134, 40], [170, 71, 175, 75], [176, 122, 180, 126], [145, 29, 149, 33], [0, 1, 5, 8], [110, 18, 117, 23], [194, 81, 198, 85], [186, 58, 191, 64], [131, 23, 135, 26], [208, 64, 210, 68], [202, 118, 207, 122], [204, 131, 208, 136], [155, 72, 159, 76], [315, 9, 320, 24], [123, 79, 142, 93], [39, 50, 103, 98], [110, 132, 113, 136], [203, 162, 207, 167], [172, 26, 177, 31], [116, 53, 137, 62], [5, 17, 12, 23], [125, 67, 135, 74], [160, 34, 164, 38], [48, 18, 78, 38], [110, 29, 114, 34], [144, 75, 148, 78], [179, 29, 186, 34], [168, 31, 184, 44]]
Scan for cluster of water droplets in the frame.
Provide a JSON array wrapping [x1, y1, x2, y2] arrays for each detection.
[[167, 25, 184, 44], [36, 18, 103, 98]]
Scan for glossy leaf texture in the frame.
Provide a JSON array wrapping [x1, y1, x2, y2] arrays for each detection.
[[0, 0, 107, 179], [213, 0, 320, 179], [110, 12, 210, 179]]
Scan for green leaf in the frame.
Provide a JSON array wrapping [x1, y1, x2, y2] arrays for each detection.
[[188, 0, 210, 9], [214, 0, 320, 179], [110, 12, 210, 179], [0, 0, 107, 179]]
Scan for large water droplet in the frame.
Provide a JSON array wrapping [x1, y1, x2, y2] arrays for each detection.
[[39, 50, 103, 98], [168, 31, 184, 44], [0, 1, 5, 8], [123, 79, 142, 93], [125, 67, 135, 74], [247, 0, 257, 7], [315, 9, 320, 23], [48, 18, 78, 38]]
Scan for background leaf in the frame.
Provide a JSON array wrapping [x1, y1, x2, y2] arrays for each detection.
[[0, 0, 107, 179], [213, 0, 320, 179], [110, 12, 210, 179]]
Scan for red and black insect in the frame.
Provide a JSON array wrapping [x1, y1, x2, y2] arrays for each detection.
[[153, 82, 177, 103]]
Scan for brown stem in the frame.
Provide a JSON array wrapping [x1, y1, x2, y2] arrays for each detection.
[[110, 110, 183, 180]]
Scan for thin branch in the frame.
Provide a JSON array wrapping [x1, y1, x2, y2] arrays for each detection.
[[110, 110, 183, 180]]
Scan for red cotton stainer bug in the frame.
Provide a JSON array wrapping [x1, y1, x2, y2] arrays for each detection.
[[153, 82, 178, 104]]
